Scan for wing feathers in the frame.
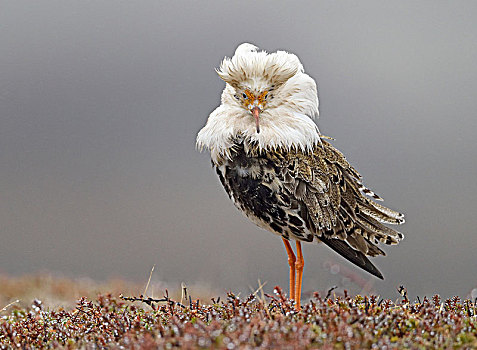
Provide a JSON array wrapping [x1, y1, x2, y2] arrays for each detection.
[[270, 139, 404, 278], [319, 237, 384, 279]]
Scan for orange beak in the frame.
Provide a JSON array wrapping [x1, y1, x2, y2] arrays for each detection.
[[251, 106, 261, 133]]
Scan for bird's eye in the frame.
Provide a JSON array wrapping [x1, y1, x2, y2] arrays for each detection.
[[242, 93, 247, 99]]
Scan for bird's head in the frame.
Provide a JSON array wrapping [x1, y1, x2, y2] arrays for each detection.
[[197, 43, 321, 163], [216, 43, 303, 133]]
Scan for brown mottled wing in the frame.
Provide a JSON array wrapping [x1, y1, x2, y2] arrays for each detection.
[[269, 140, 404, 279]]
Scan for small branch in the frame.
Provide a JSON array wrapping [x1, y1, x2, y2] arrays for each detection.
[[0, 299, 20, 313], [119, 294, 186, 309], [325, 286, 338, 300], [181, 282, 188, 305], [397, 285, 409, 304], [143, 265, 155, 297]]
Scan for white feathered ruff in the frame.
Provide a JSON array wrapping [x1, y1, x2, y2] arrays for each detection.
[[197, 43, 321, 164]]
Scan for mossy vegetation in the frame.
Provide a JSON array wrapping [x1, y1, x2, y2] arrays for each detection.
[[1, 275, 476, 348]]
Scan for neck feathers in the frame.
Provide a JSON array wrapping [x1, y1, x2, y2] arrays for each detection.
[[197, 107, 321, 164]]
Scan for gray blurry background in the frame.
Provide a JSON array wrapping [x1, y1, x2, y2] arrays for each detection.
[[1, 1, 476, 300]]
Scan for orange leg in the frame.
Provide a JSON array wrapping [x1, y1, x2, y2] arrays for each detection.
[[281, 238, 296, 301], [295, 241, 304, 311]]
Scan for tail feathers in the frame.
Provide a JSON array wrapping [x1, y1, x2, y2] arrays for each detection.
[[319, 237, 384, 279], [345, 231, 386, 257]]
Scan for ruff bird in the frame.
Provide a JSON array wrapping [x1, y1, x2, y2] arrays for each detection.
[[197, 43, 404, 310]]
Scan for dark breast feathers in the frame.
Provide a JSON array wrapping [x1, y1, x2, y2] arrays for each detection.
[[215, 139, 404, 279]]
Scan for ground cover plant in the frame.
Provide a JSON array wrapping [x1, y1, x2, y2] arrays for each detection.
[[1, 275, 476, 349]]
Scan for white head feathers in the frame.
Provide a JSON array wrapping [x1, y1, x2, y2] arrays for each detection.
[[197, 43, 321, 163], [216, 43, 303, 91]]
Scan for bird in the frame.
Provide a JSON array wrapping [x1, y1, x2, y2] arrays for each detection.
[[196, 43, 405, 310]]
